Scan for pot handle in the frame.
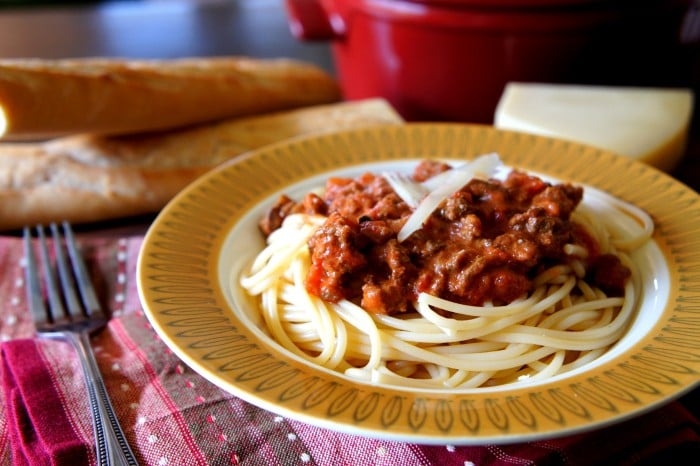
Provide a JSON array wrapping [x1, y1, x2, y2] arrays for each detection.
[[284, 0, 343, 40]]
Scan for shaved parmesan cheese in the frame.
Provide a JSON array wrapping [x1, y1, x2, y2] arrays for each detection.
[[421, 153, 501, 191], [383, 171, 427, 208], [396, 153, 502, 242]]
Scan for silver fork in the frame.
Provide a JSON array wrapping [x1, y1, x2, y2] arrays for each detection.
[[23, 222, 139, 466]]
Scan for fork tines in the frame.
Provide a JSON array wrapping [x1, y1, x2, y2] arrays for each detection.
[[23, 222, 104, 330]]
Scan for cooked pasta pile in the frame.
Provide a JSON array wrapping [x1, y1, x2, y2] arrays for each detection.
[[239, 168, 654, 389]]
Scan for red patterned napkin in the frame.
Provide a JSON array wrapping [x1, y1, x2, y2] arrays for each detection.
[[2, 339, 91, 465], [0, 233, 699, 466]]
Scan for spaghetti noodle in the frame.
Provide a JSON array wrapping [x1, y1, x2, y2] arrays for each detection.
[[239, 156, 653, 389]]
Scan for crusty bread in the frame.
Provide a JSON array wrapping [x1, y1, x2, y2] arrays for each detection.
[[0, 56, 341, 140], [0, 98, 403, 230]]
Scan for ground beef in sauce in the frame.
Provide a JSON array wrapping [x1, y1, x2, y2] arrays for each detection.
[[261, 160, 631, 315]]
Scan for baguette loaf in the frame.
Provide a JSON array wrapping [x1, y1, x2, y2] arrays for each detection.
[[0, 56, 341, 140], [0, 98, 403, 231]]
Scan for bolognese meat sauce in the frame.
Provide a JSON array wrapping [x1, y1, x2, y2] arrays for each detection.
[[260, 160, 631, 315]]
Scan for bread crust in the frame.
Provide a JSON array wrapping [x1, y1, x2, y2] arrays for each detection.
[[0, 99, 403, 230], [0, 57, 341, 140]]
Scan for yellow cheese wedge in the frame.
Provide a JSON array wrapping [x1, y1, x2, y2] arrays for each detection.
[[494, 83, 694, 172]]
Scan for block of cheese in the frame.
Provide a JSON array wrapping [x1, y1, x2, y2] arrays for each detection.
[[494, 83, 694, 172]]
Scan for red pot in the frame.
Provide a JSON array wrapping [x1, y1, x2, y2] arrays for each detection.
[[285, 0, 694, 123]]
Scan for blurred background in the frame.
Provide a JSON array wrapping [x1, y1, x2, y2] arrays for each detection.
[[0, 0, 697, 121], [0, 1, 334, 71]]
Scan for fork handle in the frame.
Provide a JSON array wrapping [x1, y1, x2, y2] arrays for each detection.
[[67, 332, 139, 466]]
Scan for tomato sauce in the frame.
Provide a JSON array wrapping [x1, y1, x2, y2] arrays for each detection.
[[260, 160, 630, 315]]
